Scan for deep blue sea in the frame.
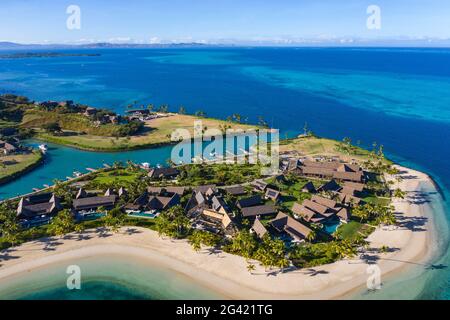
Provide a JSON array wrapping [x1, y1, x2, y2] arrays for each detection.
[[1, 47, 450, 299]]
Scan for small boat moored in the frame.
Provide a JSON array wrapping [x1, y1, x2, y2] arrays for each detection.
[[38, 144, 48, 153]]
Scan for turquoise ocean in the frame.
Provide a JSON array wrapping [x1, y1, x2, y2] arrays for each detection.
[[0, 47, 449, 299]]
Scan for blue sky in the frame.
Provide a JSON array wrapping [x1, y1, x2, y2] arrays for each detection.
[[0, 0, 449, 44]]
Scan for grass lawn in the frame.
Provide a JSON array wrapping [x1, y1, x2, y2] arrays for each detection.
[[336, 220, 375, 241], [280, 135, 388, 163], [336, 221, 363, 240], [92, 169, 142, 185], [0, 151, 43, 182], [363, 195, 391, 206], [34, 114, 257, 151]]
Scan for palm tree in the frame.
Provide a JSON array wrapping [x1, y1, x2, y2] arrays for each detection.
[[393, 188, 406, 199], [74, 223, 85, 235], [0, 205, 22, 247], [104, 207, 125, 233], [188, 230, 203, 252], [246, 262, 256, 274], [306, 230, 316, 242], [48, 209, 75, 236], [332, 240, 357, 259]]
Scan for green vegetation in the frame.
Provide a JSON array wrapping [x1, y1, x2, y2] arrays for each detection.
[[22, 109, 142, 137], [155, 205, 191, 239], [0, 201, 156, 250], [289, 239, 360, 268], [2, 94, 258, 152], [280, 135, 391, 164], [0, 151, 43, 185], [335, 221, 365, 241], [267, 174, 322, 210], [92, 168, 143, 186], [47, 209, 76, 236], [188, 230, 221, 251], [178, 163, 262, 186]]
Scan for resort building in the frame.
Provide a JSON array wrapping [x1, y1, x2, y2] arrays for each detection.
[[241, 204, 277, 219], [118, 187, 127, 197], [336, 207, 351, 223], [0, 140, 18, 155], [147, 194, 180, 211], [198, 209, 236, 236], [147, 167, 179, 180], [252, 180, 268, 192], [265, 188, 281, 203], [301, 181, 317, 193], [147, 186, 186, 197], [185, 188, 236, 235], [292, 195, 341, 223], [251, 217, 268, 239], [84, 107, 97, 116], [281, 158, 302, 175], [289, 159, 365, 183], [126, 191, 180, 212], [104, 188, 117, 196], [75, 188, 88, 199], [270, 212, 312, 242], [236, 195, 262, 209], [317, 179, 341, 193], [274, 174, 287, 184], [72, 195, 117, 213], [336, 191, 364, 206], [16, 193, 62, 221], [221, 185, 247, 197]]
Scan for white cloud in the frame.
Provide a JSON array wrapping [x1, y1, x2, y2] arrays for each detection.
[[148, 37, 161, 44], [108, 37, 133, 43]]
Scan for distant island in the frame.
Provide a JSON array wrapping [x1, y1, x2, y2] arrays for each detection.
[[0, 41, 211, 50], [0, 52, 101, 59], [0, 94, 258, 152]]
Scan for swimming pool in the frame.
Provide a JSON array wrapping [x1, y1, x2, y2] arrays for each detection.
[[76, 212, 106, 221], [127, 211, 158, 219], [322, 219, 341, 235]]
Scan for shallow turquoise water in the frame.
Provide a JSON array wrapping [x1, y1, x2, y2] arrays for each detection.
[[0, 255, 225, 300], [0, 141, 174, 199], [1, 47, 450, 299]]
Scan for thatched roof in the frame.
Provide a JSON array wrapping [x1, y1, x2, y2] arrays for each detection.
[[271, 212, 312, 240], [252, 218, 268, 239], [241, 204, 276, 218]]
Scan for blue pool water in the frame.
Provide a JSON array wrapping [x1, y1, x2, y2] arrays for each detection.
[[323, 220, 341, 235], [127, 211, 157, 219], [1, 47, 450, 299]]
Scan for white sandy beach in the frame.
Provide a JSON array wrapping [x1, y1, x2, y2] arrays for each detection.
[[0, 165, 438, 299]]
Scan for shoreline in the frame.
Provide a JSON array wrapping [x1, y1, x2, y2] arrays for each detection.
[[0, 165, 439, 299], [32, 135, 178, 153], [0, 151, 44, 187]]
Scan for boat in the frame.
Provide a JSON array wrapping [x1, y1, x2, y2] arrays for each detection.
[[73, 171, 83, 177], [38, 144, 48, 153]]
